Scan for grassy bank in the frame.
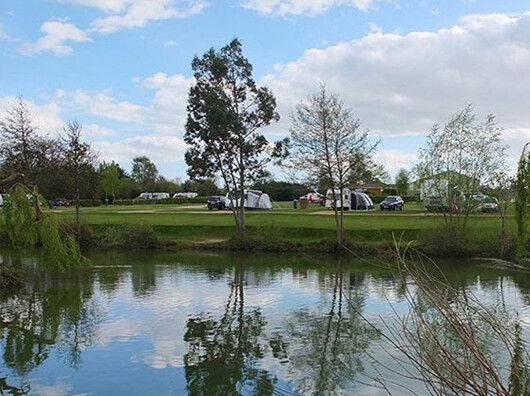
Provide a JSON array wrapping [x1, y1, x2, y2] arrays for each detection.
[[43, 202, 513, 256]]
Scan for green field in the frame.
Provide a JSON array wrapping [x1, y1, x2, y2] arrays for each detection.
[[49, 202, 510, 250]]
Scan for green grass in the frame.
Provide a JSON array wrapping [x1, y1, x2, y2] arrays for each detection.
[[45, 202, 511, 251]]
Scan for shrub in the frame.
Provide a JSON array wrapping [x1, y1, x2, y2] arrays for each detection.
[[98, 223, 158, 248], [78, 199, 102, 207], [60, 221, 97, 247]]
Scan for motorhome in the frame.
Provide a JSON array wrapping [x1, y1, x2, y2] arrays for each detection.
[[325, 189, 374, 211]]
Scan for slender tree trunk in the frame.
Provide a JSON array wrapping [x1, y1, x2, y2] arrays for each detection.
[[75, 171, 81, 235], [238, 151, 246, 239]]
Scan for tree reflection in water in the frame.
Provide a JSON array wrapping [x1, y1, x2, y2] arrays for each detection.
[[273, 266, 380, 396], [0, 255, 101, 392], [184, 264, 277, 396]]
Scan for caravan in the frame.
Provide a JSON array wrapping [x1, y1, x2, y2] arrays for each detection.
[[226, 190, 272, 210], [325, 189, 374, 211]]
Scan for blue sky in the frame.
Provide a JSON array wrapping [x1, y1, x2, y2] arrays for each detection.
[[1, 0, 530, 180]]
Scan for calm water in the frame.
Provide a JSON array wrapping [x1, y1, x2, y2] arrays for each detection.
[[1, 249, 529, 396]]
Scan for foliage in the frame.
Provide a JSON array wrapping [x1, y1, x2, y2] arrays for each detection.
[[395, 168, 411, 196], [416, 105, 507, 227], [184, 38, 281, 237], [78, 199, 103, 207], [132, 156, 160, 191], [515, 146, 530, 261], [252, 180, 309, 201], [41, 216, 90, 270], [98, 222, 158, 248], [99, 161, 121, 200], [1, 185, 37, 249], [287, 85, 378, 248], [61, 121, 98, 234], [182, 178, 220, 196], [0, 261, 24, 290]]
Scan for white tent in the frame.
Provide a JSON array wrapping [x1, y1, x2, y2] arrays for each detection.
[[325, 189, 374, 211], [226, 190, 272, 210]]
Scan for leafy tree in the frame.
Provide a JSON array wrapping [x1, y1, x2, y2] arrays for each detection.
[[0, 98, 60, 194], [395, 168, 410, 196], [99, 161, 121, 201], [515, 144, 530, 261], [131, 156, 159, 192], [288, 86, 378, 248], [61, 121, 97, 234], [416, 106, 507, 227], [182, 178, 220, 196], [184, 39, 281, 238]]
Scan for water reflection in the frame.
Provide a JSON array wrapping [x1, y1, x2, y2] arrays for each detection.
[[0, 249, 527, 396]]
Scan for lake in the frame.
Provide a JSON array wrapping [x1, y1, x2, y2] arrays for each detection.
[[1, 249, 529, 395]]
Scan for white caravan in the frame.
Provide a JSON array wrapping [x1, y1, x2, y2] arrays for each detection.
[[226, 190, 272, 210], [152, 192, 170, 199], [325, 189, 374, 211], [173, 192, 199, 198]]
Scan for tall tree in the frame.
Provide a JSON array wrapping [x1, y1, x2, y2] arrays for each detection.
[[0, 97, 55, 190], [515, 144, 530, 261], [416, 106, 507, 227], [184, 39, 280, 238], [99, 161, 120, 202], [61, 121, 97, 234], [395, 168, 411, 196], [288, 86, 378, 248], [131, 156, 159, 192]]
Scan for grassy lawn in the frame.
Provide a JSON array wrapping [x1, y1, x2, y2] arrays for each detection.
[[48, 202, 510, 246]]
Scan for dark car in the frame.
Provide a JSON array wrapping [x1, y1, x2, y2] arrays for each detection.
[[380, 196, 404, 211], [207, 196, 227, 210], [49, 198, 70, 208]]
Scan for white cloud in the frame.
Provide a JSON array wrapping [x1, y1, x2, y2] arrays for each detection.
[[88, 0, 209, 33], [20, 20, 91, 55], [57, 72, 193, 132], [242, 0, 386, 16], [260, 10, 530, 156], [377, 149, 417, 174], [83, 123, 117, 137], [59, 90, 147, 123], [0, 96, 63, 134], [94, 135, 188, 165]]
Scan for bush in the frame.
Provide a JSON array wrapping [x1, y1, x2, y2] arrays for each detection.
[[98, 223, 158, 249], [418, 224, 506, 258], [59, 221, 97, 247], [114, 197, 208, 206], [78, 199, 102, 207]]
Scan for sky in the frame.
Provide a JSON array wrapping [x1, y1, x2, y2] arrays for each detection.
[[1, 0, 530, 181]]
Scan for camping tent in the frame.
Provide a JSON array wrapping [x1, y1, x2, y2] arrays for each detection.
[[350, 191, 374, 211], [226, 190, 272, 210], [325, 189, 374, 211]]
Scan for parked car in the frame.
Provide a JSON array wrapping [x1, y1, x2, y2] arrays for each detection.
[[479, 196, 500, 213], [300, 192, 323, 204], [380, 196, 405, 211], [207, 195, 227, 210], [49, 198, 70, 207]]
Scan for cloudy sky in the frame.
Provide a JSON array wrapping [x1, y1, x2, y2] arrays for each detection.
[[1, 0, 530, 179]]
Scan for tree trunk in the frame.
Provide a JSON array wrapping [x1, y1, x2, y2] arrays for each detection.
[[237, 151, 246, 239], [75, 173, 81, 235]]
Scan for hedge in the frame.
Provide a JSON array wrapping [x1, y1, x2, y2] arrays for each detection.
[[114, 197, 208, 206], [79, 199, 103, 207]]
